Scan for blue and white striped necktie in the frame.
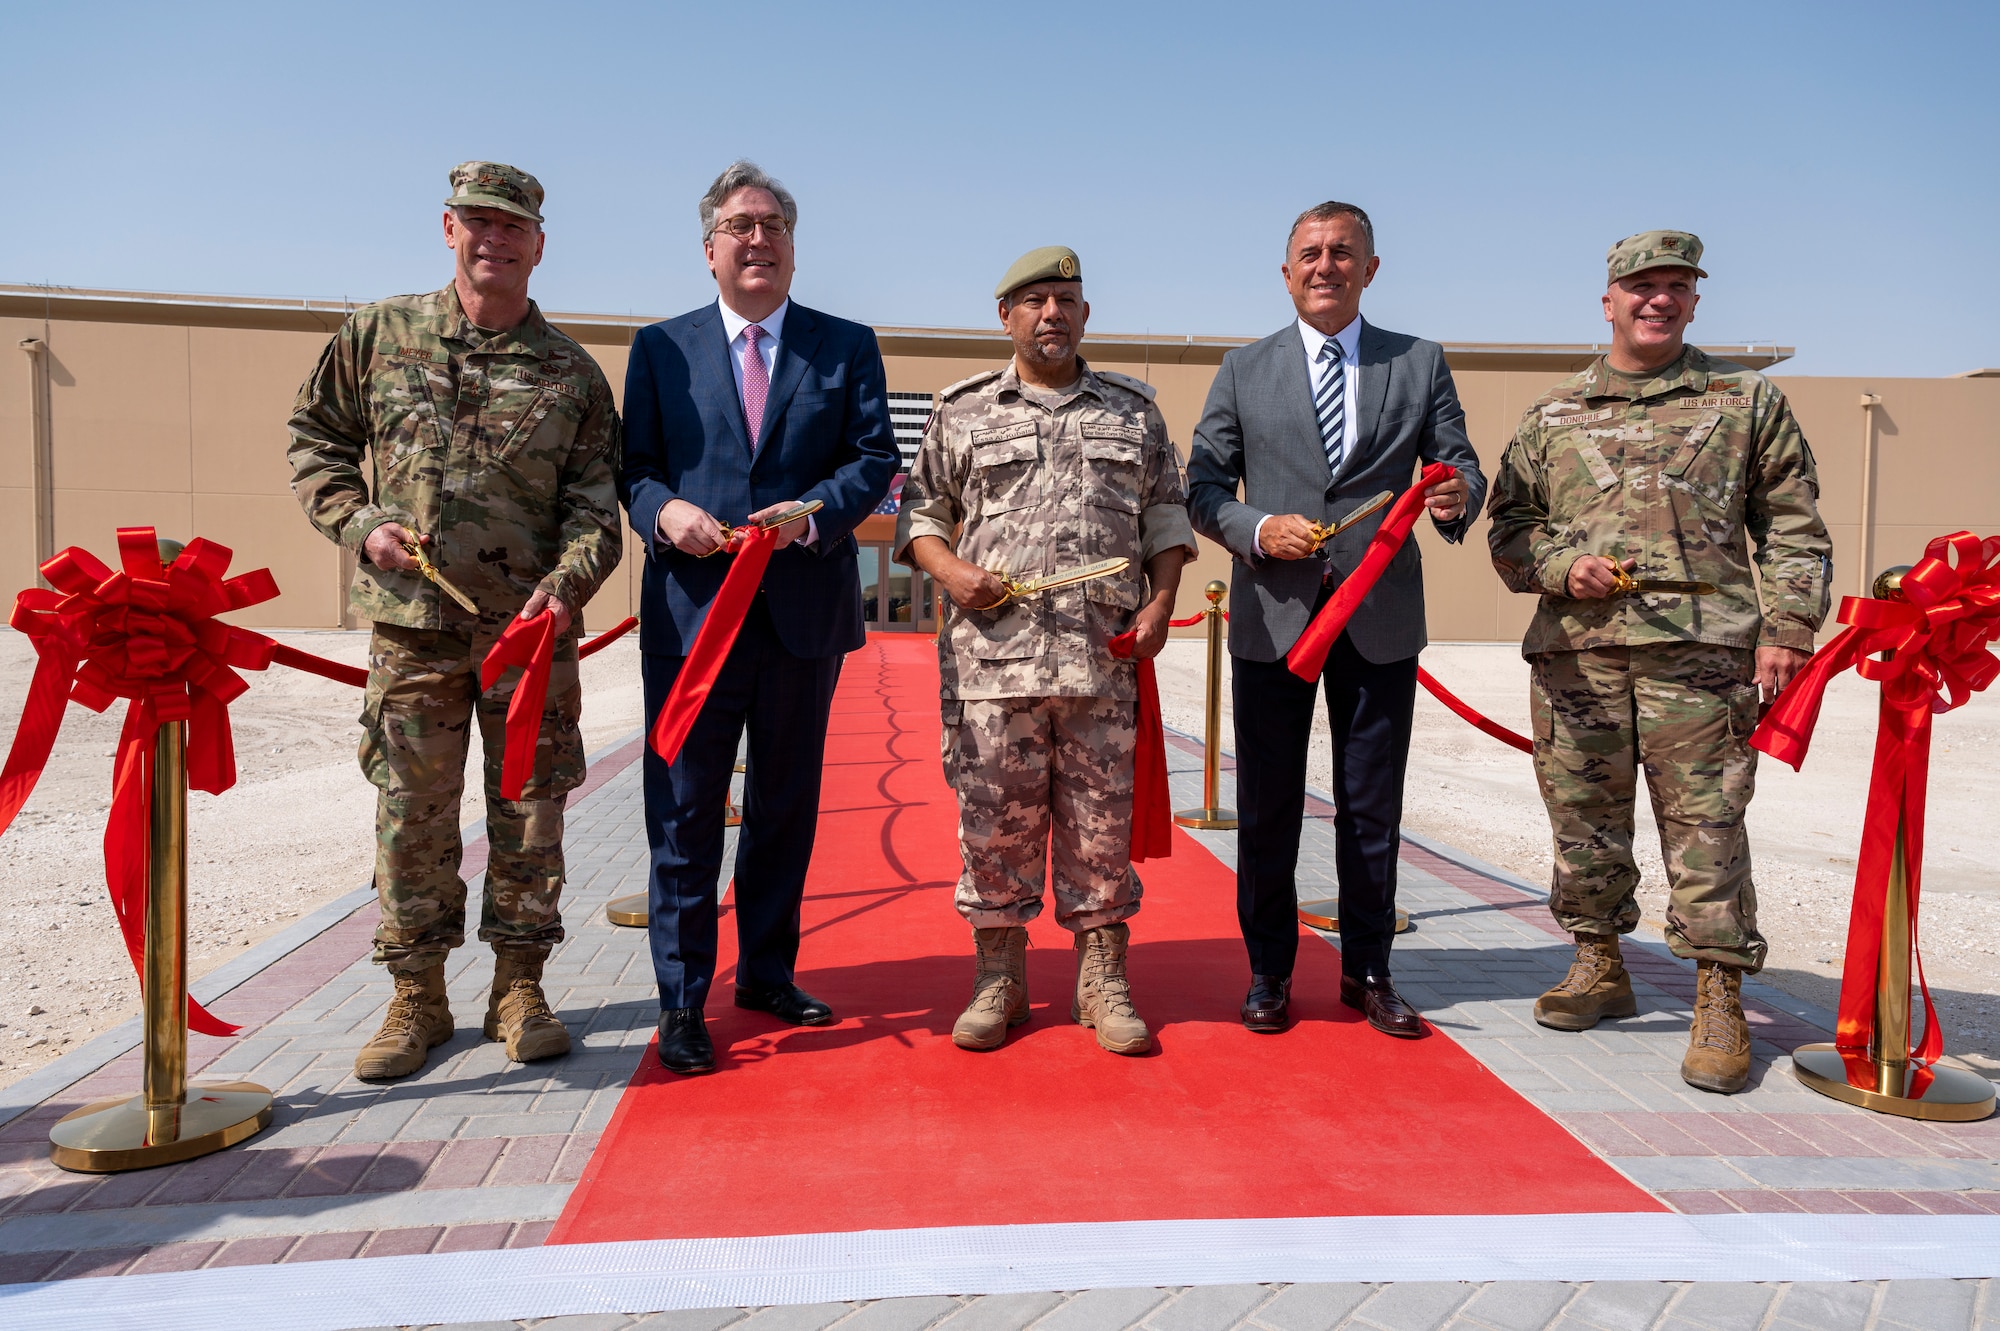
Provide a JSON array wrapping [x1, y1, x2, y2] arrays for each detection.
[[1314, 336, 1347, 474]]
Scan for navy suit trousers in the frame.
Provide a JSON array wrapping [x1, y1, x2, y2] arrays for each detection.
[[1231, 617, 1416, 982], [641, 595, 842, 1009]]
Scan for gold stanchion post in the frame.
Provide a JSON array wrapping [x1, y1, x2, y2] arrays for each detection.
[[1173, 581, 1237, 830], [1791, 565, 1995, 1121], [50, 542, 274, 1171]]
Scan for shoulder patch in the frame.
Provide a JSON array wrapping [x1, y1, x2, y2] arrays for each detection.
[[940, 368, 1004, 400], [1095, 369, 1157, 401]]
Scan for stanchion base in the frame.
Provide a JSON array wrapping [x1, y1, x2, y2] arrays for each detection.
[[1792, 1043, 1996, 1121], [49, 1081, 272, 1173], [1298, 900, 1410, 934], [1173, 807, 1238, 830], [606, 892, 650, 928]]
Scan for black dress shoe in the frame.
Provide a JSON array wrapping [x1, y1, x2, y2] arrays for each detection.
[[657, 1007, 715, 1075], [734, 982, 835, 1027], [1340, 973, 1425, 1039], [1241, 975, 1292, 1033]]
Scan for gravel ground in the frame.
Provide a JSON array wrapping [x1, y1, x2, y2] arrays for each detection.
[[0, 629, 644, 1091], [1155, 639, 2000, 1076]]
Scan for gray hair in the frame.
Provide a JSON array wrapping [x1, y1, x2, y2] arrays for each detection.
[[698, 160, 798, 240], [1286, 200, 1374, 259]]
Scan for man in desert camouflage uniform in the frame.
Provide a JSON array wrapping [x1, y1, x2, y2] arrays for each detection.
[[288, 162, 623, 1081], [1487, 230, 1831, 1094], [896, 247, 1196, 1056]]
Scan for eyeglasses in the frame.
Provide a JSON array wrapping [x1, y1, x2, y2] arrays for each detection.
[[712, 214, 791, 240]]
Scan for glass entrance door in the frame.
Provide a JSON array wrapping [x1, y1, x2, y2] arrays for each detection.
[[859, 542, 936, 632]]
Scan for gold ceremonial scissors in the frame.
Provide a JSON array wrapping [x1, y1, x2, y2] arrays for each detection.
[[1306, 490, 1394, 550], [698, 500, 825, 556], [400, 537, 480, 613], [973, 557, 1131, 611], [1610, 568, 1717, 597]]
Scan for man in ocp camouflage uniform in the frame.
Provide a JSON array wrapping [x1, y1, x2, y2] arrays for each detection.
[[896, 247, 1196, 1056], [1487, 230, 1831, 1094], [288, 162, 623, 1081]]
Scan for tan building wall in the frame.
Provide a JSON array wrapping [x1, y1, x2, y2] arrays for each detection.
[[5, 285, 1996, 641]]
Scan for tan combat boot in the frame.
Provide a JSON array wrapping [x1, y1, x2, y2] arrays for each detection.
[[1072, 923, 1150, 1055], [354, 965, 453, 1081], [951, 926, 1029, 1051], [484, 952, 572, 1063], [1681, 958, 1753, 1093], [1534, 933, 1638, 1031]]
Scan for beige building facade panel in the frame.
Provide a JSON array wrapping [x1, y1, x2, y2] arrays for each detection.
[[3, 288, 1993, 645]]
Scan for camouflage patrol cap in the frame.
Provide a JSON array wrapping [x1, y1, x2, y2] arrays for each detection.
[[444, 161, 545, 224], [1607, 230, 1707, 282], [995, 246, 1082, 299]]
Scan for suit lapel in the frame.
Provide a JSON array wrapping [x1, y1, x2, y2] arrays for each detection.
[[1332, 318, 1391, 488], [691, 304, 753, 458], [1271, 324, 1326, 477], [754, 304, 820, 471]]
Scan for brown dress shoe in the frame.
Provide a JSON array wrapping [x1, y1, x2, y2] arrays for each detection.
[[1241, 975, 1291, 1033], [1340, 973, 1425, 1039]]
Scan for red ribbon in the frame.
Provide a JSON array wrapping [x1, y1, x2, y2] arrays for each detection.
[[1753, 530, 2000, 1073], [480, 612, 559, 802], [580, 615, 638, 659], [1107, 632, 1172, 862], [476, 614, 639, 801], [650, 528, 778, 766], [3, 528, 288, 1037], [268, 643, 367, 689], [1418, 666, 1534, 754], [1286, 463, 1455, 681]]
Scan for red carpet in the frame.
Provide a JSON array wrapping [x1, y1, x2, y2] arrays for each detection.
[[550, 637, 1657, 1243]]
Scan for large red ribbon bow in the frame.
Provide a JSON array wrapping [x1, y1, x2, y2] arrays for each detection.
[[1287, 463, 1455, 681], [1, 528, 287, 1037], [1753, 530, 2000, 1070], [650, 527, 779, 766]]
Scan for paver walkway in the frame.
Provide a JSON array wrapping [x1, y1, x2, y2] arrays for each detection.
[[371, 1277, 1996, 1331], [1, 682, 1995, 1328]]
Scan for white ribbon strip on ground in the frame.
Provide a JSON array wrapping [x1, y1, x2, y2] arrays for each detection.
[[4, 1212, 1999, 1331]]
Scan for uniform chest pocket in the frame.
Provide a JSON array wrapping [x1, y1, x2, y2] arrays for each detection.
[[489, 386, 577, 471], [1660, 411, 1743, 516], [1080, 423, 1145, 513], [372, 359, 451, 474], [970, 424, 1040, 513]]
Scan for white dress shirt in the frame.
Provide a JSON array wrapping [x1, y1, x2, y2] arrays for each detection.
[[657, 296, 817, 549], [1252, 315, 1363, 559], [717, 296, 789, 408]]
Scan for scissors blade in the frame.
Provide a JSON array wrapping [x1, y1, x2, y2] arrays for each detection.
[[1628, 579, 1717, 596], [402, 539, 480, 613], [1007, 557, 1131, 598], [1318, 490, 1395, 542], [752, 499, 825, 531]]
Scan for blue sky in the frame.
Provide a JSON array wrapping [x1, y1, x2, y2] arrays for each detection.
[[4, 1, 1994, 375]]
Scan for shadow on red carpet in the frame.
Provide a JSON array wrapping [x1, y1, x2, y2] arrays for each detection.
[[549, 637, 1658, 1242]]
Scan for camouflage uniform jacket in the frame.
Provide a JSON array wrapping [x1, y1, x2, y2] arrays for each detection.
[[894, 360, 1197, 701], [288, 283, 623, 628], [1487, 345, 1831, 656]]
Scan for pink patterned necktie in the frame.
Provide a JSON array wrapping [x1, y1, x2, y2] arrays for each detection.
[[741, 323, 769, 454]]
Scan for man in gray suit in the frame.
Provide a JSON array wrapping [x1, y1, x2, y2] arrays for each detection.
[[1188, 200, 1485, 1038]]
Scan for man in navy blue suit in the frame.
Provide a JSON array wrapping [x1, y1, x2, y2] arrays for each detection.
[[620, 160, 899, 1075]]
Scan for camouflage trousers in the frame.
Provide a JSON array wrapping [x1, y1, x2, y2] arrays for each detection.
[[361, 621, 584, 975], [1529, 644, 1767, 971], [940, 695, 1141, 933]]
